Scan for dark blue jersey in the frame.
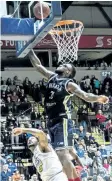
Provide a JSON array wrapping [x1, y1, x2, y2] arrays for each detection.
[[44, 74, 73, 119]]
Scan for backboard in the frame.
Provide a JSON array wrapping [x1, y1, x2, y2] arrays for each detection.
[[16, 1, 62, 58]]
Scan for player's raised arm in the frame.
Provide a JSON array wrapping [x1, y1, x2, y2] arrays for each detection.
[[29, 50, 54, 79], [67, 82, 109, 104], [12, 128, 48, 147]]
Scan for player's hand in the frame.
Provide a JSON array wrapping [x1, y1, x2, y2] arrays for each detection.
[[12, 128, 23, 136], [97, 95, 109, 104]]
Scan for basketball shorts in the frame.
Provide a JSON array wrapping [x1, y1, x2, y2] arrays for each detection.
[[48, 118, 74, 149], [50, 172, 68, 181]]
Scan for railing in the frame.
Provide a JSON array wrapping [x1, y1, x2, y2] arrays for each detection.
[[98, 127, 106, 146], [1, 101, 44, 116]]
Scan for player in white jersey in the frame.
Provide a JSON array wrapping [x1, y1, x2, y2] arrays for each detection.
[[12, 127, 68, 181]]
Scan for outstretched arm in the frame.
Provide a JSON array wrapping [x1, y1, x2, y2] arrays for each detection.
[[29, 50, 54, 79], [12, 128, 48, 147], [67, 82, 109, 104]]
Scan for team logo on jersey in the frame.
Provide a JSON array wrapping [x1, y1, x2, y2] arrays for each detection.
[[48, 83, 62, 91], [57, 142, 64, 145], [33, 155, 43, 173]]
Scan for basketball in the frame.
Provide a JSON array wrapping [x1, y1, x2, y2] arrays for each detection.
[[33, 2, 50, 19]]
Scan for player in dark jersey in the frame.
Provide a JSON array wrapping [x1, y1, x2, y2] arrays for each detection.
[[29, 50, 109, 181]]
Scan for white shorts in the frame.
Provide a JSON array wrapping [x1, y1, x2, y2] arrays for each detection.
[[50, 172, 68, 181]]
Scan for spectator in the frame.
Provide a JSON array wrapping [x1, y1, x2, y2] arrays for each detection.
[[6, 156, 17, 175], [1, 98, 6, 116], [96, 110, 107, 124], [30, 106, 40, 128], [97, 162, 109, 181], [30, 106, 38, 120], [30, 174, 39, 181], [11, 91, 18, 103], [76, 126, 86, 140], [89, 138, 99, 150], [14, 85, 21, 96], [109, 156, 112, 178], [79, 139, 86, 150], [84, 132, 92, 146], [103, 74, 112, 87], [90, 75, 96, 89], [20, 97, 31, 113], [105, 82, 110, 90], [6, 78, 12, 86], [80, 152, 93, 167], [94, 61, 99, 70], [1, 76, 4, 85], [94, 150, 102, 165], [103, 88, 111, 97], [93, 78, 100, 90], [33, 84, 42, 103], [0, 153, 6, 172], [1, 80, 8, 92], [85, 76, 90, 87], [23, 77, 31, 95], [93, 89, 100, 95], [99, 145, 108, 158], [1, 91, 6, 101], [6, 111, 16, 130], [16, 98, 21, 114], [5, 96, 13, 113], [20, 174, 27, 181], [19, 89, 26, 102], [77, 105, 88, 129], [103, 158, 110, 173], [109, 95, 112, 103], [8, 177, 12, 181], [18, 113, 29, 126], [77, 144, 85, 158], [101, 61, 108, 70], [13, 76, 20, 86], [12, 170, 21, 181], [5, 86, 12, 97], [1, 164, 12, 181], [87, 146, 96, 159], [106, 119, 112, 130]]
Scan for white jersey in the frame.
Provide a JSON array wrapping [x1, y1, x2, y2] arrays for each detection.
[[32, 145, 66, 181]]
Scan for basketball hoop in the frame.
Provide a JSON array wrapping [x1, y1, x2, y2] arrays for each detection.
[[49, 20, 84, 64]]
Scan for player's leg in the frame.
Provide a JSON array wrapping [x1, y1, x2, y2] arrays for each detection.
[[50, 171, 68, 181], [56, 149, 75, 179], [53, 119, 81, 181]]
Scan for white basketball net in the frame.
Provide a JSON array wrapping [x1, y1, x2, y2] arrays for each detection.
[[50, 20, 84, 63]]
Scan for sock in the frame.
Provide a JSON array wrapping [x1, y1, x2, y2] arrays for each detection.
[[68, 179, 74, 181], [74, 178, 81, 181]]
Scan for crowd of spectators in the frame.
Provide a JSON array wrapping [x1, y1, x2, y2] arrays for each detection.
[[86, 61, 112, 70], [77, 74, 112, 140], [0, 73, 112, 181], [52, 54, 112, 69], [80, 74, 112, 111]]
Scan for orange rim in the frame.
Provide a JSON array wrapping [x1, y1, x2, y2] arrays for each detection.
[[49, 20, 83, 35]]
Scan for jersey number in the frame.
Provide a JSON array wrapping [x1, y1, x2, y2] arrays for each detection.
[[49, 91, 55, 99]]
